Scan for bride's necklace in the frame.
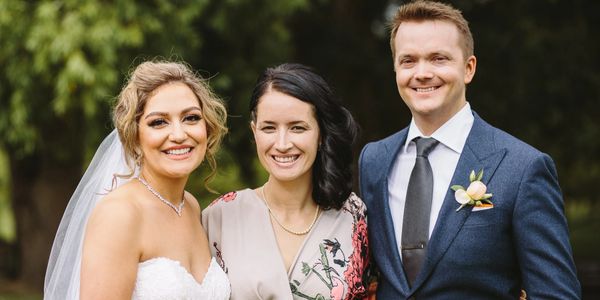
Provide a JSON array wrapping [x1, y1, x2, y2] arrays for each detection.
[[137, 176, 185, 217], [261, 184, 320, 236]]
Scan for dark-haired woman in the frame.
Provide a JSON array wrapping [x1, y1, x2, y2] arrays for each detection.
[[202, 63, 370, 299]]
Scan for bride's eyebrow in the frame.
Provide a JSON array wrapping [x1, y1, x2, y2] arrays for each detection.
[[143, 106, 202, 119], [182, 106, 202, 114], [144, 112, 168, 119]]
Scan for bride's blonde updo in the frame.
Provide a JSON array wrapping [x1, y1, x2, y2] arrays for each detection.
[[112, 60, 228, 187]]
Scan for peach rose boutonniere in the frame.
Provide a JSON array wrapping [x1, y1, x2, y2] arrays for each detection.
[[451, 169, 493, 212]]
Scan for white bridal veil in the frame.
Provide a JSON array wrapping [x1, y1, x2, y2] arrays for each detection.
[[44, 130, 132, 299]]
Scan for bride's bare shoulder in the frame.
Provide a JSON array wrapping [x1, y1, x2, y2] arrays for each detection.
[[88, 180, 143, 227]]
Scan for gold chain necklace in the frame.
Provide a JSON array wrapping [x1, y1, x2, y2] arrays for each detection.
[[261, 184, 320, 236]]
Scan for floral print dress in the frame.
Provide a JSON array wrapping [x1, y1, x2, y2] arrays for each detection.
[[202, 189, 370, 300]]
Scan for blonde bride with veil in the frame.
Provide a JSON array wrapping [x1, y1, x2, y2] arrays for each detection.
[[44, 60, 231, 300]]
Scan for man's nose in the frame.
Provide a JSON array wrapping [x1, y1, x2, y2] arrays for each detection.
[[414, 62, 434, 81]]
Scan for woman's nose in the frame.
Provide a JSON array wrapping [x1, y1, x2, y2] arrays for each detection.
[[274, 131, 292, 152], [169, 122, 187, 143]]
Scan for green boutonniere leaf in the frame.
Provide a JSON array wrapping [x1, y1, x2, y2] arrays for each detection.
[[476, 169, 484, 181], [451, 185, 464, 191]]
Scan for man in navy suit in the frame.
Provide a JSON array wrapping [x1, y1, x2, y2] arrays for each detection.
[[359, 1, 581, 298]]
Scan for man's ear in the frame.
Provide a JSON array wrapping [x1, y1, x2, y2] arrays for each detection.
[[464, 55, 477, 84]]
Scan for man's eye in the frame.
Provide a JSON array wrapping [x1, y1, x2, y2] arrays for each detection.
[[433, 56, 448, 62], [398, 59, 415, 67]]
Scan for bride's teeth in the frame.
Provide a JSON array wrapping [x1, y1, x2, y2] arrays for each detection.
[[416, 87, 436, 92], [167, 148, 191, 155], [274, 156, 298, 163]]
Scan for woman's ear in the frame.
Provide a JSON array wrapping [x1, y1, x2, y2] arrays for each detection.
[[250, 121, 257, 135]]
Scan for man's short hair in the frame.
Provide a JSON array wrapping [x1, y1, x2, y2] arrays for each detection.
[[389, 0, 474, 59]]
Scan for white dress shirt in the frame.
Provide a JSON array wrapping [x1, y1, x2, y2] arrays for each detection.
[[388, 103, 474, 257]]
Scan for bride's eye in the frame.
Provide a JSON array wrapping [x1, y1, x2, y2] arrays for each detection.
[[148, 118, 168, 128], [183, 114, 202, 123]]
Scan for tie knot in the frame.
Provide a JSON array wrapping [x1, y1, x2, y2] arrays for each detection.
[[414, 137, 439, 158]]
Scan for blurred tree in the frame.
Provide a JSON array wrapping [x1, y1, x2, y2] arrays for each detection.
[[0, 0, 313, 290], [460, 0, 600, 205], [289, 0, 600, 206], [290, 0, 406, 147], [0, 148, 14, 243], [190, 0, 311, 194], [0, 0, 211, 288]]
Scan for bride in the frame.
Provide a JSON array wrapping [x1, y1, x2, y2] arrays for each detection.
[[44, 60, 231, 299]]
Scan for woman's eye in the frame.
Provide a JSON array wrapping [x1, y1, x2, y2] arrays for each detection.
[[148, 119, 167, 127], [261, 126, 276, 132], [184, 114, 201, 123], [291, 126, 306, 132]]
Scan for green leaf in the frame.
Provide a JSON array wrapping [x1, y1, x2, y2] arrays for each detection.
[[476, 169, 484, 181], [450, 185, 464, 191], [301, 262, 311, 276], [469, 170, 476, 182]]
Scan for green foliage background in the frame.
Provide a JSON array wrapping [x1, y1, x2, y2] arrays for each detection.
[[0, 0, 598, 297]]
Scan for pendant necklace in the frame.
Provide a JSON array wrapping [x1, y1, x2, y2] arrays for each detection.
[[137, 176, 185, 217], [261, 184, 320, 236]]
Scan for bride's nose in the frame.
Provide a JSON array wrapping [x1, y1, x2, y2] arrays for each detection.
[[169, 123, 187, 143]]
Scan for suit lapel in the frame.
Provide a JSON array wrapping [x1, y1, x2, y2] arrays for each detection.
[[410, 113, 507, 291], [377, 129, 412, 294]]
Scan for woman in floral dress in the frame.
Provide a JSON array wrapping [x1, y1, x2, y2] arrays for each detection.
[[202, 63, 371, 299]]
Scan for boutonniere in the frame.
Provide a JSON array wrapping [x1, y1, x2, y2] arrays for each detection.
[[451, 169, 493, 212]]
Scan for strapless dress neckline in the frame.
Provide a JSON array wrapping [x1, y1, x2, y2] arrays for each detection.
[[132, 257, 230, 300]]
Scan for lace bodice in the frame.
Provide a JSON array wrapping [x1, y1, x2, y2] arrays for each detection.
[[132, 257, 230, 300]]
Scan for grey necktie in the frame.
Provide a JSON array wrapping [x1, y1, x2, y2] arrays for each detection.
[[401, 137, 439, 286]]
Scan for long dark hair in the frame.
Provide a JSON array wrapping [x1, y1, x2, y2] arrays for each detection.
[[250, 63, 358, 210]]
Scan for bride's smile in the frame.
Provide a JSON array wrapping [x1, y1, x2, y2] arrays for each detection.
[[139, 82, 208, 179]]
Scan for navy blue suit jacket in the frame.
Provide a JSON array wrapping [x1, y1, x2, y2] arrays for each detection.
[[359, 112, 581, 299]]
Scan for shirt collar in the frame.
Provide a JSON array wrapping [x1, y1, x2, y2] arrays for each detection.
[[405, 102, 474, 154]]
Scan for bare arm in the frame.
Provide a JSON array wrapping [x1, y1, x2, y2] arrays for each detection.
[[80, 194, 142, 300]]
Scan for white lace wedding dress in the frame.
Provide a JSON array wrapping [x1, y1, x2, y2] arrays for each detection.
[[132, 257, 230, 300]]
